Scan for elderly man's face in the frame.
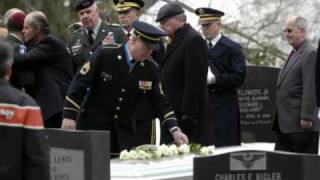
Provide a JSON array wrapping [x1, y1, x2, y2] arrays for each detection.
[[160, 17, 177, 37], [118, 9, 140, 30], [201, 21, 221, 40], [283, 19, 306, 48], [22, 16, 37, 43], [77, 4, 100, 30], [129, 37, 153, 61]]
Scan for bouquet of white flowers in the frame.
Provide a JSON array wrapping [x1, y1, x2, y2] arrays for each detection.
[[119, 143, 215, 160]]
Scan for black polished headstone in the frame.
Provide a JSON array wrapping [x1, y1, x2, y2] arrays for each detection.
[[46, 129, 110, 180], [238, 65, 280, 142], [194, 150, 320, 180]]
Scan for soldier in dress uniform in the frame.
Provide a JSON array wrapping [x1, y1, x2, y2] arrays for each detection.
[[113, 0, 161, 146], [195, 8, 247, 146], [67, 0, 125, 72], [61, 21, 189, 155]]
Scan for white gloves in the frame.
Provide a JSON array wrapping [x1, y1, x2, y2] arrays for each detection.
[[318, 108, 320, 120], [207, 66, 216, 84]]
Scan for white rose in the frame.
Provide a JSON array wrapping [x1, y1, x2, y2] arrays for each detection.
[[128, 150, 138, 160], [137, 150, 147, 160], [178, 144, 190, 154], [162, 146, 174, 157], [200, 147, 209, 155], [119, 150, 129, 160], [159, 144, 169, 155], [145, 152, 152, 159], [207, 145, 215, 154], [168, 144, 178, 155], [153, 150, 162, 159]]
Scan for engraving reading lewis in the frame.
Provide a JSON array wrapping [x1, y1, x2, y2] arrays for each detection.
[[50, 147, 84, 180]]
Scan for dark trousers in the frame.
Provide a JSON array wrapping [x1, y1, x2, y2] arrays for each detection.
[[134, 119, 155, 146], [275, 130, 319, 154]]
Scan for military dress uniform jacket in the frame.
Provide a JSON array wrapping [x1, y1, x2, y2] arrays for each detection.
[[63, 44, 178, 153], [15, 34, 74, 121], [207, 35, 247, 146], [160, 24, 209, 145], [67, 22, 125, 72], [0, 79, 49, 180], [5, 34, 35, 92]]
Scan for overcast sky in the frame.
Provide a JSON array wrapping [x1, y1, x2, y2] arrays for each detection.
[[140, 0, 239, 30]]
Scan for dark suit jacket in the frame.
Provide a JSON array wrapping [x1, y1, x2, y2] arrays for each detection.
[[275, 41, 319, 133], [160, 24, 209, 145], [207, 35, 247, 146], [15, 34, 73, 121], [5, 33, 35, 91]]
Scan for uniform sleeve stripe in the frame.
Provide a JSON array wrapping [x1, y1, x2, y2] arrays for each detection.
[[66, 96, 80, 109], [164, 111, 174, 119], [63, 107, 79, 112], [161, 117, 177, 125], [0, 105, 44, 128]]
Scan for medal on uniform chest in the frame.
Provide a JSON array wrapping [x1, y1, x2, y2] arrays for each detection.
[[139, 81, 152, 90]]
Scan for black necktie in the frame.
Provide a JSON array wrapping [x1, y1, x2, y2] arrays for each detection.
[[208, 41, 213, 49], [88, 30, 94, 44]]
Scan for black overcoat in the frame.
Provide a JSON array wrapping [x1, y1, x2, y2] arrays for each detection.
[[160, 24, 210, 145], [207, 35, 246, 146]]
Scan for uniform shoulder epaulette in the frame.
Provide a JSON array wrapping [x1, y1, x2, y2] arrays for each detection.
[[72, 28, 83, 34], [106, 23, 121, 27], [102, 43, 121, 49], [68, 28, 83, 36]]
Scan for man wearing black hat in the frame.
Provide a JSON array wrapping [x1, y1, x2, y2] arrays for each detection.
[[67, 0, 125, 72], [113, 0, 165, 146], [156, 2, 210, 145], [195, 7, 246, 147], [61, 21, 189, 155]]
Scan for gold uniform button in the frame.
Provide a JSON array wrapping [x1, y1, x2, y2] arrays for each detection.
[[121, 89, 126, 93], [116, 106, 120, 110], [119, 97, 123, 101], [114, 115, 118, 119]]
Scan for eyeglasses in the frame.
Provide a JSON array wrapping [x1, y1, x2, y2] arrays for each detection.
[[283, 28, 293, 33]]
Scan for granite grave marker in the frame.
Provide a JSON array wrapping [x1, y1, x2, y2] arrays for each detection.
[[46, 129, 110, 180], [194, 150, 320, 180], [238, 66, 280, 142]]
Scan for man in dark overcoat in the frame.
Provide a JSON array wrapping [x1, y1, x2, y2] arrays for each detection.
[[195, 8, 247, 147], [156, 3, 210, 145]]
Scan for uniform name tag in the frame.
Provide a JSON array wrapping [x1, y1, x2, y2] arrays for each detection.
[[101, 72, 112, 81], [139, 81, 152, 90]]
